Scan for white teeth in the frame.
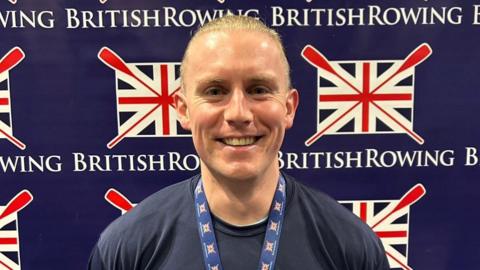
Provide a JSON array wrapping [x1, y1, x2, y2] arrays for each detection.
[[222, 137, 256, 146]]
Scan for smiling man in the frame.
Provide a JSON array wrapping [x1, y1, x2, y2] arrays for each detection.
[[88, 15, 389, 270]]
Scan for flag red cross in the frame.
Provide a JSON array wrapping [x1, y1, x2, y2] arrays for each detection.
[[117, 64, 179, 135], [340, 184, 425, 270], [358, 201, 411, 270], [0, 235, 19, 270], [302, 43, 431, 147], [0, 238, 17, 245], [320, 62, 412, 133], [98, 47, 181, 149]]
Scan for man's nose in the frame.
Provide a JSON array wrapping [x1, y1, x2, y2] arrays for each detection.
[[224, 89, 253, 127]]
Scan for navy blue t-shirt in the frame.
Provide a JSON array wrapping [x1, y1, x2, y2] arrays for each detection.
[[88, 173, 389, 270]]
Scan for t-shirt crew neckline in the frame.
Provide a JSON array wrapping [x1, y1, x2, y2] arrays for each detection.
[[212, 213, 268, 237], [189, 173, 294, 237]]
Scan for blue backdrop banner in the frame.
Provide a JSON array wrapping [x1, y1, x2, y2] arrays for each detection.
[[0, 0, 479, 269]]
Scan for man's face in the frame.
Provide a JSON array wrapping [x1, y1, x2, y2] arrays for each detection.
[[176, 30, 298, 181]]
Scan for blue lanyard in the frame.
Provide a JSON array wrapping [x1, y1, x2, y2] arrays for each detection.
[[194, 176, 286, 270]]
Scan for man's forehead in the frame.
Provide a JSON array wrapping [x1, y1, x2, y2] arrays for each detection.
[[186, 31, 283, 70], [186, 55, 285, 91], [188, 30, 280, 57], [181, 29, 290, 91], [192, 31, 229, 50]]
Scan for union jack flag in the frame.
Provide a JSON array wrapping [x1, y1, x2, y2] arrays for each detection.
[[0, 47, 26, 150], [302, 44, 432, 147], [98, 47, 190, 149], [104, 188, 136, 215], [339, 184, 426, 270], [0, 190, 33, 270]]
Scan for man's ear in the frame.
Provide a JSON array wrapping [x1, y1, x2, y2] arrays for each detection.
[[174, 90, 191, 130], [285, 89, 299, 129]]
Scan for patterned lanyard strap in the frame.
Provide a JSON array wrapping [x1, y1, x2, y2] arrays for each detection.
[[194, 176, 286, 270]]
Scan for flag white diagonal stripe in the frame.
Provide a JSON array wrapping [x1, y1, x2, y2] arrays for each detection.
[[339, 184, 425, 270], [303, 44, 430, 146], [99, 48, 191, 148]]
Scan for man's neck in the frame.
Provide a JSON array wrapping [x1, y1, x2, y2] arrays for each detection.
[[200, 165, 279, 226]]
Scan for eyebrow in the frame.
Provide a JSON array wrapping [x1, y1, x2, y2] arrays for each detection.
[[249, 76, 274, 84], [194, 74, 280, 91], [201, 78, 226, 85], [248, 75, 280, 90]]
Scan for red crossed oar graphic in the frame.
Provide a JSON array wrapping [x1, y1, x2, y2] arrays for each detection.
[[368, 184, 425, 270], [98, 47, 161, 98], [0, 190, 33, 220], [0, 47, 26, 150], [371, 44, 432, 94], [371, 183, 426, 229], [98, 47, 180, 149], [302, 44, 431, 147], [0, 190, 32, 270], [105, 188, 134, 213]]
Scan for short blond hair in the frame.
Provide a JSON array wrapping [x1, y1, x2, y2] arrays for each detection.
[[180, 15, 291, 89]]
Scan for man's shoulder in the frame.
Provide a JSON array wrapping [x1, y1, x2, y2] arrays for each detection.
[[97, 175, 198, 247], [284, 173, 388, 268], [286, 173, 369, 231], [89, 175, 201, 269], [285, 173, 352, 218]]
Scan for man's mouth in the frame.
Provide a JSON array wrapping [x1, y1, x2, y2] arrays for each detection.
[[221, 137, 261, 146]]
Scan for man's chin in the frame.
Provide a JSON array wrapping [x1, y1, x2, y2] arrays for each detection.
[[221, 169, 259, 182], [207, 164, 261, 182], [200, 156, 278, 183]]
